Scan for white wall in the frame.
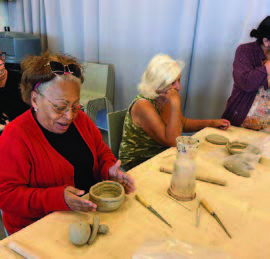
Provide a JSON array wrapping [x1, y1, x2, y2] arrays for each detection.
[[99, 0, 198, 111], [6, 0, 270, 119], [185, 0, 270, 119]]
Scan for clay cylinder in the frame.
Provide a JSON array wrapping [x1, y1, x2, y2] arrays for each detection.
[[168, 158, 196, 201]]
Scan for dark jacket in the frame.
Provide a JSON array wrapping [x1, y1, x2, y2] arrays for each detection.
[[222, 41, 268, 126], [0, 70, 30, 124]]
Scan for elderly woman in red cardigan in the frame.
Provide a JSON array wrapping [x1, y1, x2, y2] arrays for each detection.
[[0, 52, 135, 235], [222, 16, 270, 130]]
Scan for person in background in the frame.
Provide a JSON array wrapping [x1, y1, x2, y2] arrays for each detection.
[[119, 54, 230, 171], [222, 16, 270, 130], [0, 51, 135, 235], [0, 51, 30, 130]]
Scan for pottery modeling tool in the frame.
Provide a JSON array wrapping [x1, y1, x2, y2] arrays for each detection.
[[160, 167, 227, 186], [7, 241, 40, 259], [201, 198, 232, 238], [195, 203, 201, 228], [135, 194, 172, 228], [165, 194, 192, 212]]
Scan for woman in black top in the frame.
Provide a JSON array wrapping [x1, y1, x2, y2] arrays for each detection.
[[0, 52, 30, 127]]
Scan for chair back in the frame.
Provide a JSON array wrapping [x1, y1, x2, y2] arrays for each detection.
[[0, 210, 8, 238], [107, 109, 127, 158], [80, 62, 115, 108]]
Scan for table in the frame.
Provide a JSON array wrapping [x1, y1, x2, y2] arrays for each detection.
[[0, 126, 269, 258]]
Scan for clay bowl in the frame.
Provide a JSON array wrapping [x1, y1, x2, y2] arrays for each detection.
[[226, 141, 261, 155], [89, 181, 125, 212]]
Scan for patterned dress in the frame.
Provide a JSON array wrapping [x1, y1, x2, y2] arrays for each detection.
[[119, 94, 168, 171], [241, 87, 270, 130]]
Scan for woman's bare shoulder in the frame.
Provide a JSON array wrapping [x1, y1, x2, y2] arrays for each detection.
[[132, 98, 157, 114]]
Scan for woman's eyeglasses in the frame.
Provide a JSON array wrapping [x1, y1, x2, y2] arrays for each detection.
[[45, 61, 81, 78], [37, 91, 84, 115], [47, 98, 84, 115], [0, 52, 6, 61]]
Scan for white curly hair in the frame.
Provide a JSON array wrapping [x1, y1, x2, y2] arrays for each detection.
[[138, 54, 184, 98]]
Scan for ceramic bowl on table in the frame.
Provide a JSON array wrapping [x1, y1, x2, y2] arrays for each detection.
[[226, 141, 261, 155], [89, 181, 125, 212]]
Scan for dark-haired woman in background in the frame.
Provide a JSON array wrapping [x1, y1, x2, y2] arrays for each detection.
[[222, 16, 270, 130], [0, 52, 30, 132]]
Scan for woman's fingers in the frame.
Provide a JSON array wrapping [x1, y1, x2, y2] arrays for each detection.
[[66, 186, 85, 196], [74, 199, 97, 212], [108, 160, 122, 178], [72, 198, 97, 212], [64, 186, 97, 211], [120, 174, 136, 193], [216, 119, 230, 130], [111, 170, 136, 194], [108, 161, 136, 194], [222, 119, 231, 127], [111, 160, 121, 172]]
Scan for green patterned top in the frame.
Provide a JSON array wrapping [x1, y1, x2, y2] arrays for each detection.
[[119, 94, 168, 171]]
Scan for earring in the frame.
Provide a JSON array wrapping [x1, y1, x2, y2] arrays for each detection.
[[34, 107, 39, 112]]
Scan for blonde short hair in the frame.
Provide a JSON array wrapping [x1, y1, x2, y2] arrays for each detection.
[[138, 54, 184, 98]]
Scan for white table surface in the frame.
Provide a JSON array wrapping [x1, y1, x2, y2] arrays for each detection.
[[0, 126, 269, 258]]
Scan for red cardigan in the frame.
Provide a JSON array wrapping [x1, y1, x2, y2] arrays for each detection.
[[0, 109, 116, 234]]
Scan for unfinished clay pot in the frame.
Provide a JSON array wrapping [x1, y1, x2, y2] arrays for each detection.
[[89, 181, 125, 212], [226, 141, 261, 155]]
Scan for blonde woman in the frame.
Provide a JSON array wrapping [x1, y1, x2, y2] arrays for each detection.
[[119, 54, 230, 171]]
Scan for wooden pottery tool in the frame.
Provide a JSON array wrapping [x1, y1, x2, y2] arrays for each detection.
[[160, 167, 226, 186], [135, 194, 172, 228], [195, 203, 201, 228], [201, 198, 232, 238]]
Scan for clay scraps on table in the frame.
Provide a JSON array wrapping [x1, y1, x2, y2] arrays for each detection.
[[205, 134, 229, 145], [223, 153, 261, 177]]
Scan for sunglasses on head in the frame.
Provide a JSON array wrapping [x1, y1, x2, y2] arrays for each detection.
[[45, 61, 81, 78], [0, 52, 6, 61]]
